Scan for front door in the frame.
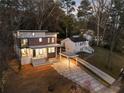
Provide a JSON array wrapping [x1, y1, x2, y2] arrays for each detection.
[[35, 48, 47, 58]]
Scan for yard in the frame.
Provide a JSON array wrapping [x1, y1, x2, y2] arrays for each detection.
[[4, 60, 90, 93], [79, 47, 124, 78]]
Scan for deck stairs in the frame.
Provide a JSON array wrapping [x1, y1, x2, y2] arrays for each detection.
[[31, 58, 50, 67], [81, 46, 94, 54]]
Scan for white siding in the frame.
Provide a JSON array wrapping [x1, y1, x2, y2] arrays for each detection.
[[62, 38, 94, 54], [74, 42, 85, 53], [61, 38, 75, 53]]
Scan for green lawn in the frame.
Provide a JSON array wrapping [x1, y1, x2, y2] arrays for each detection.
[[79, 47, 124, 78]]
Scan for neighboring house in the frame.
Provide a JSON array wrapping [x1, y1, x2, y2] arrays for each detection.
[[61, 36, 94, 54], [83, 33, 93, 42], [83, 30, 94, 42], [13, 30, 61, 66]]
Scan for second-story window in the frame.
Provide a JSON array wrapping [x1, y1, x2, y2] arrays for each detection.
[[52, 38, 54, 43], [39, 38, 42, 42], [32, 32, 35, 36], [48, 38, 50, 43], [21, 39, 28, 47]]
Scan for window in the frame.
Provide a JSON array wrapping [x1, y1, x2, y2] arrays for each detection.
[[79, 43, 80, 46], [21, 39, 28, 47], [48, 38, 50, 43], [80, 42, 83, 46], [21, 48, 28, 57], [21, 48, 32, 57], [35, 48, 47, 58], [39, 38, 42, 42], [52, 38, 55, 43], [48, 47, 55, 53], [39, 49, 43, 54], [80, 42, 81, 46]]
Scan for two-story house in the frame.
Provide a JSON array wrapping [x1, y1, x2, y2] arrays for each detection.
[[13, 30, 61, 66]]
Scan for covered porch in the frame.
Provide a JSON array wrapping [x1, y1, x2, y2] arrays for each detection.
[[59, 51, 79, 67], [21, 44, 62, 66]]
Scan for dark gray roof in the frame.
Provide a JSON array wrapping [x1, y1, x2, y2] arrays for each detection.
[[70, 37, 86, 42]]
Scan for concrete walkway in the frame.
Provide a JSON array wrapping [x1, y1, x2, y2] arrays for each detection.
[[52, 60, 106, 93]]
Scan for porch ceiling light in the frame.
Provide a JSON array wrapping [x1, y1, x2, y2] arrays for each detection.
[[17, 31, 20, 37], [32, 32, 35, 36]]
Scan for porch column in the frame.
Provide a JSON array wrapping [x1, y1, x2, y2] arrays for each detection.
[[55, 47, 57, 58], [76, 57, 78, 66], [33, 49, 36, 57], [67, 57, 69, 67], [59, 47, 62, 61], [68, 57, 70, 68]]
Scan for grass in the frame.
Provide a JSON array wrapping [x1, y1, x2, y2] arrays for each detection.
[[79, 47, 124, 78]]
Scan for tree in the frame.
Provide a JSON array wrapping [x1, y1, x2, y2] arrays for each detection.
[[77, 0, 92, 31], [106, 0, 124, 69], [60, 0, 76, 15], [0, 0, 66, 92], [114, 0, 124, 52], [91, 0, 111, 46], [60, 0, 76, 37], [78, 0, 92, 20]]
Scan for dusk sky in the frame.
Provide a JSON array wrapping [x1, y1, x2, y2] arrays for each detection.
[[75, 0, 81, 6]]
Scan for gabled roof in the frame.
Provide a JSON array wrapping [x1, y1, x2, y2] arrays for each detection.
[[69, 37, 86, 42]]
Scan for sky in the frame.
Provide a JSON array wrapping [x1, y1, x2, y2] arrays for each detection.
[[71, 0, 81, 15], [61, 0, 81, 15], [75, 0, 81, 6]]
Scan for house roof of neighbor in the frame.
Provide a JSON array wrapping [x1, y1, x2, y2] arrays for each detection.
[[70, 37, 86, 42]]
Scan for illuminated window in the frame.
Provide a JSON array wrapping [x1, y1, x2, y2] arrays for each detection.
[[21, 48, 30, 57], [48, 38, 50, 43], [21, 39, 28, 47], [52, 38, 54, 43], [39, 49, 43, 54], [48, 47, 55, 53], [39, 38, 42, 42], [35, 48, 47, 58]]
